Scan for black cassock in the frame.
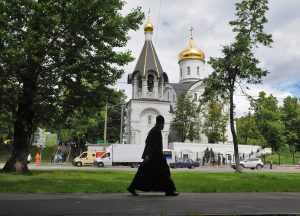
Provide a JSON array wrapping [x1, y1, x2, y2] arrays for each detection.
[[128, 125, 176, 192]]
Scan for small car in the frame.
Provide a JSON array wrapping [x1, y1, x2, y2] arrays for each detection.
[[169, 158, 200, 169], [231, 158, 264, 170]]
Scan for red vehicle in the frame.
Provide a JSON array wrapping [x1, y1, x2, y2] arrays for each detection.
[[96, 151, 105, 158]]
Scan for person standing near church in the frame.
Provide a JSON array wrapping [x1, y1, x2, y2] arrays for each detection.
[[27, 154, 32, 164], [127, 115, 179, 196], [35, 153, 40, 166]]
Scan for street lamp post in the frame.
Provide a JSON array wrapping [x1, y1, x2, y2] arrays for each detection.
[[103, 103, 108, 150], [119, 105, 124, 144]]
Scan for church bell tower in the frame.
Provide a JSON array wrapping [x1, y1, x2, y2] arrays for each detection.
[[127, 18, 169, 100], [125, 15, 171, 147]]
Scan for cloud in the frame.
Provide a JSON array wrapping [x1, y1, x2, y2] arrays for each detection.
[[234, 83, 293, 117]]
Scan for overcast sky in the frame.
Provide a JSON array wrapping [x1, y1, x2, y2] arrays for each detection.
[[115, 0, 300, 117]]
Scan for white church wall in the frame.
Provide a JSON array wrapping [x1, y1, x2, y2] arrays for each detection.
[[163, 84, 177, 106], [169, 142, 264, 162], [179, 59, 204, 83], [126, 99, 171, 147]]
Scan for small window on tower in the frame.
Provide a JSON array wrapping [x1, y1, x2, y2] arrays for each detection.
[[148, 116, 151, 124], [180, 68, 182, 77], [187, 66, 190, 75], [138, 76, 142, 90], [147, 74, 154, 92], [197, 66, 199, 75], [167, 92, 170, 101], [173, 95, 175, 103]]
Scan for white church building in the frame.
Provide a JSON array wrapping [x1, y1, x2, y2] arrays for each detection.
[[125, 20, 233, 149]]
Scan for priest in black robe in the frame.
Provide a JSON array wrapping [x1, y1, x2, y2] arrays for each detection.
[[127, 115, 179, 196]]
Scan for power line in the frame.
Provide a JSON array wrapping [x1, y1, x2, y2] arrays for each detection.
[[155, 0, 162, 45]]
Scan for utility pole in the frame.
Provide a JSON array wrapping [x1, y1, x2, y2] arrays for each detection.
[[103, 103, 108, 150], [119, 106, 124, 144]]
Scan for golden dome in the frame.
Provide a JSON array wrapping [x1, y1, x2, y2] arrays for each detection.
[[179, 38, 205, 62], [144, 22, 154, 32]]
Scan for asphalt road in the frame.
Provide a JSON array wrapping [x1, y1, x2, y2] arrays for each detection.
[[0, 192, 299, 215], [3, 163, 298, 173]]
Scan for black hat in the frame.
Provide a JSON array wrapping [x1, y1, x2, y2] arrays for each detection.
[[156, 115, 165, 124]]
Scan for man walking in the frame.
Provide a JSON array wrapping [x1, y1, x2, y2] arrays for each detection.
[[127, 115, 179, 196]]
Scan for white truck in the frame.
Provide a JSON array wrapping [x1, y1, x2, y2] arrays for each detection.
[[94, 144, 175, 168]]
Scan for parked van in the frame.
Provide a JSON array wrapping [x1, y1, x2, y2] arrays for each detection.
[[73, 151, 103, 167], [94, 144, 144, 168], [94, 144, 175, 168]]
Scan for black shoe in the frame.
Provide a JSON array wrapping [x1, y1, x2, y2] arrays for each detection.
[[127, 187, 139, 196], [165, 191, 179, 196]]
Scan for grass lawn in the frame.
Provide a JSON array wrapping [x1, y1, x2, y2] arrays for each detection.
[[0, 170, 300, 193]]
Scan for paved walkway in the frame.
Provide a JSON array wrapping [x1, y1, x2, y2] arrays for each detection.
[[0, 192, 299, 215], [2, 163, 300, 173]]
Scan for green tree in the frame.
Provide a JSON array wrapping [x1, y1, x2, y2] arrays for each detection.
[[0, 80, 16, 147], [236, 112, 265, 145], [58, 90, 126, 145], [281, 96, 300, 150], [60, 109, 101, 144], [250, 92, 285, 151], [0, 110, 14, 147], [0, 0, 143, 173], [98, 90, 127, 144], [173, 92, 200, 142], [202, 0, 273, 172], [219, 112, 230, 144], [202, 99, 229, 143]]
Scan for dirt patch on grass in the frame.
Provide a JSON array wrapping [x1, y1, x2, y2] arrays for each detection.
[[241, 176, 258, 180]]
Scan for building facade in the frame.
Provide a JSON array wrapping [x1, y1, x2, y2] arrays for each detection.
[[125, 21, 233, 148]]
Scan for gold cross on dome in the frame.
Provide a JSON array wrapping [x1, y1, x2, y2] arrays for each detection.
[[148, 8, 151, 22], [190, 26, 194, 39]]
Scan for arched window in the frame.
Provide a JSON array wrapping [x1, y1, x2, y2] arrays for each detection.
[[138, 76, 142, 91], [167, 92, 170, 101], [147, 74, 154, 92], [180, 68, 182, 77], [197, 66, 199, 75], [194, 93, 197, 101], [187, 66, 190, 75], [148, 116, 151, 124]]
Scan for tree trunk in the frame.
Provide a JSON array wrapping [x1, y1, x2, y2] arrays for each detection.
[[2, 82, 35, 173], [230, 89, 241, 173], [293, 153, 295, 165]]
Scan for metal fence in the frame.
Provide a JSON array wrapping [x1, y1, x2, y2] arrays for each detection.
[[261, 152, 300, 165]]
